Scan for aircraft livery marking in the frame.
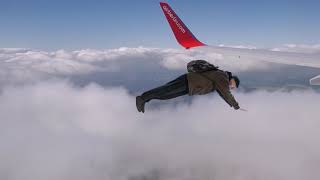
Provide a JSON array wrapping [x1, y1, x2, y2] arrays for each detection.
[[162, 5, 186, 34]]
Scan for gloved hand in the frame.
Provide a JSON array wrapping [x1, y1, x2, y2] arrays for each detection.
[[234, 104, 240, 110]]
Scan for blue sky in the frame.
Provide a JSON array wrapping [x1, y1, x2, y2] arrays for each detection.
[[1, 0, 320, 50]]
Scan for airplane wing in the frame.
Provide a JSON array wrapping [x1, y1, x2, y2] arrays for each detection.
[[159, 2, 320, 85]]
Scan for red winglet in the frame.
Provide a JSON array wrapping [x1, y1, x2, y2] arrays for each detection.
[[160, 2, 206, 49]]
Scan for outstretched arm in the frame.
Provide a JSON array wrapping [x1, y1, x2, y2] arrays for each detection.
[[215, 80, 240, 110]]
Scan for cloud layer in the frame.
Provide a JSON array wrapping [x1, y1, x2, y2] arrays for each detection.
[[0, 47, 271, 86], [0, 46, 320, 179], [271, 44, 320, 53], [0, 81, 320, 180], [218, 43, 320, 54], [1, 47, 319, 91]]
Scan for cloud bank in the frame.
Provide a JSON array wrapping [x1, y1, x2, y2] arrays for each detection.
[[271, 44, 320, 54], [217, 43, 320, 54], [0, 81, 320, 180], [0, 46, 319, 179], [1, 46, 319, 91], [0, 47, 272, 87]]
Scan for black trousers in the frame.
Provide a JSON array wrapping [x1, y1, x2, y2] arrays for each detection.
[[141, 74, 189, 102]]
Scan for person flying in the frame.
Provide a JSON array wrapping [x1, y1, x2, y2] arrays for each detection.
[[136, 60, 240, 113]]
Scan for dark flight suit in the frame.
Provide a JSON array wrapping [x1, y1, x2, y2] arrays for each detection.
[[140, 70, 239, 109]]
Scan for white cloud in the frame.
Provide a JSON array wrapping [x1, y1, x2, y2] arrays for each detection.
[[0, 46, 319, 95], [1, 44, 319, 83], [216, 43, 320, 54], [160, 48, 224, 70], [0, 81, 319, 180], [0, 45, 319, 179], [219, 44, 257, 50], [271, 44, 320, 53], [0, 48, 30, 54], [1, 49, 102, 74], [0, 47, 273, 86]]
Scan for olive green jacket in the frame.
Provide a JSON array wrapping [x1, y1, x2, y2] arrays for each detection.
[[187, 70, 240, 109]]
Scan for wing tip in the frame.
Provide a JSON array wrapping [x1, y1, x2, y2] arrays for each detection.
[[310, 75, 320, 85], [159, 1, 206, 49]]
